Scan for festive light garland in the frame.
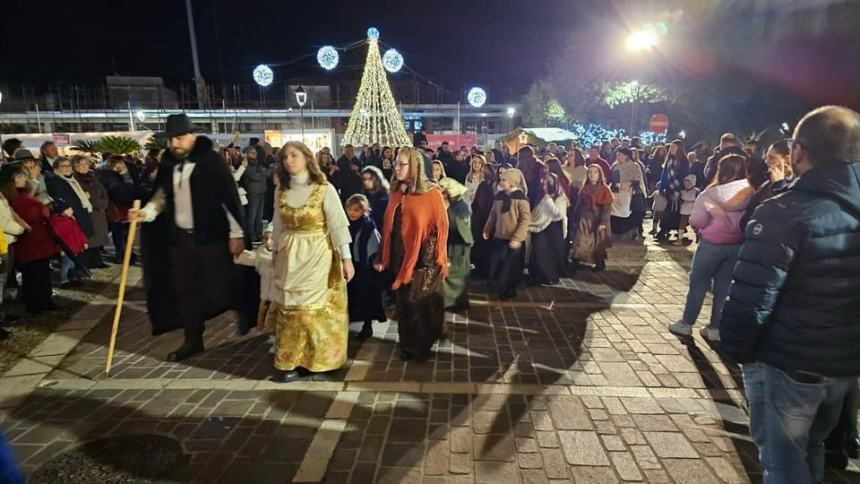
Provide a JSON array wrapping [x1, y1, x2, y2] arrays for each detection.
[[317, 46, 339, 70], [567, 122, 667, 147], [342, 28, 411, 147], [252, 64, 273, 87]]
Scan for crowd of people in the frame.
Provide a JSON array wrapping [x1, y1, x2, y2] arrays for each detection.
[[0, 105, 857, 481]]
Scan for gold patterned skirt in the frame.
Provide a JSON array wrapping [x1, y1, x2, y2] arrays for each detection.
[[265, 229, 348, 372]]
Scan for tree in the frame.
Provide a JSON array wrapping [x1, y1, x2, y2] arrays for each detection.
[[71, 136, 141, 155], [342, 29, 411, 147]]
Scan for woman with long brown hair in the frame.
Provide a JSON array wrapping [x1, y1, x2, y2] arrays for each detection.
[[571, 165, 614, 272], [739, 139, 794, 230], [374, 147, 448, 362], [267, 141, 354, 382], [668, 154, 752, 342]]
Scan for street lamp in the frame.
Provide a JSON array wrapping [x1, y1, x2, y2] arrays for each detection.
[[506, 107, 516, 132], [295, 85, 307, 141]]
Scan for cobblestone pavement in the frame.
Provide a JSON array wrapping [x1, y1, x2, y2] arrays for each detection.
[[1, 241, 858, 483]]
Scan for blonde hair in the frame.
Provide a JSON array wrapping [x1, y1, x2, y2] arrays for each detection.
[[346, 193, 370, 211], [392, 147, 436, 194]]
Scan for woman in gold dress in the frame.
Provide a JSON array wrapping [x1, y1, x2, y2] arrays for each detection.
[[266, 141, 354, 382], [375, 147, 449, 362]]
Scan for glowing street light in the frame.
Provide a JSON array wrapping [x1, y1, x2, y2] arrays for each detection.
[[626, 29, 658, 52], [506, 107, 516, 118]]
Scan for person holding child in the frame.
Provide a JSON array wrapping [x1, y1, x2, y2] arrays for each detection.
[[345, 194, 387, 341], [483, 168, 531, 300]]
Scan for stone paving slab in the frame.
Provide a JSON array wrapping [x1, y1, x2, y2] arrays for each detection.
[[1, 241, 858, 483]]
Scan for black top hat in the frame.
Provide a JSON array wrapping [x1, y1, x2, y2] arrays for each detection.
[[11, 149, 36, 162], [154, 114, 203, 138]]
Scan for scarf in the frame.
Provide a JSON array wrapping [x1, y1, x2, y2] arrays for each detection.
[[60, 174, 93, 212], [380, 187, 449, 289], [578, 182, 613, 209]]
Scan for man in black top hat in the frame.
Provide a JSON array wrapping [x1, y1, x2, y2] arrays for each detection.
[[130, 114, 246, 362]]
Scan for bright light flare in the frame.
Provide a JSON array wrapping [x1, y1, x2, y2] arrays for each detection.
[[626, 29, 658, 52]]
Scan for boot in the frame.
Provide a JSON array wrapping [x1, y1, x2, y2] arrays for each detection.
[[355, 321, 373, 341], [167, 338, 204, 362], [89, 249, 110, 269]]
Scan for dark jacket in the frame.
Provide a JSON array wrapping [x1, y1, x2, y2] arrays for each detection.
[[366, 189, 389, 232], [704, 146, 746, 185], [738, 178, 791, 232], [156, 136, 245, 245], [44, 173, 95, 238], [720, 161, 860, 377], [240, 158, 271, 194], [74, 171, 110, 248], [98, 169, 144, 222]]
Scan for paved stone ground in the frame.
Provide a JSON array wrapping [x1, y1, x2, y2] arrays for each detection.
[[1, 240, 858, 483]]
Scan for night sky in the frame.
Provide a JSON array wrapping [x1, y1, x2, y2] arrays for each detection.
[[2, 0, 860, 106]]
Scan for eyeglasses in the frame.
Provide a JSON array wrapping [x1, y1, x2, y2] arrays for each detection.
[[395, 162, 410, 168]]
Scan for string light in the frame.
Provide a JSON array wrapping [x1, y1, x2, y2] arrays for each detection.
[[467, 87, 487, 107], [317, 46, 339, 70], [343, 28, 411, 147], [252, 64, 273, 87], [382, 49, 404, 73]]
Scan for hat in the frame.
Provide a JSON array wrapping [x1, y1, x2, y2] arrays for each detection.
[[52, 198, 72, 214], [12, 149, 36, 162], [499, 168, 527, 195], [154, 114, 203, 138], [263, 222, 273, 234], [684, 174, 697, 184], [437, 177, 468, 200]]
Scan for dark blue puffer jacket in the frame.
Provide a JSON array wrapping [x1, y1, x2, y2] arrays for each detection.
[[720, 160, 860, 377]]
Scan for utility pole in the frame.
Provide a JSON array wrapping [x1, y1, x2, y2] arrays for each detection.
[[185, 0, 206, 109]]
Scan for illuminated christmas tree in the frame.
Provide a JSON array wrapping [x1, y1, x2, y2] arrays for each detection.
[[342, 27, 412, 147]]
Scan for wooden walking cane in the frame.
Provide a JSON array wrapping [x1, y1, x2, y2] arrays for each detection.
[[105, 199, 141, 376]]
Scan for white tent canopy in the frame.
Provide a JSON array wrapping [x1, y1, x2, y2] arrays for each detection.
[[523, 128, 577, 142]]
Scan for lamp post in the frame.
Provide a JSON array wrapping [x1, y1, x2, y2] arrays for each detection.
[[506, 106, 516, 132], [295, 85, 307, 142]]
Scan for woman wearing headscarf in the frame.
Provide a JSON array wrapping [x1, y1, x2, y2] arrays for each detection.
[[483, 168, 531, 300], [571, 165, 614, 272], [469, 162, 496, 278], [437, 177, 473, 311], [375, 147, 449, 362], [528, 173, 569, 284], [361, 165, 390, 232]]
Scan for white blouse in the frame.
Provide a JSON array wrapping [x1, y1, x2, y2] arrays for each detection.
[[529, 193, 570, 238], [272, 171, 352, 260]]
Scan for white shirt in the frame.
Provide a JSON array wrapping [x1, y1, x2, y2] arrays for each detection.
[[142, 162, 244, 239]]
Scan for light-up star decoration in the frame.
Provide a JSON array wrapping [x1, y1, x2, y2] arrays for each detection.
[[252, 64, 273, 87], [382, 49, 403, 73], [317, 46, 339, 70], [467, 87, 487, 107]]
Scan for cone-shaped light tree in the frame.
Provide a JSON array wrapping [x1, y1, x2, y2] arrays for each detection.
[[342, 27, 412, 147]]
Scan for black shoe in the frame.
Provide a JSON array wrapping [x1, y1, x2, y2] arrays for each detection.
[[400, 351, 415, 362], [91, 261, 110, 269], [593, 261, 606, 273], [0, 327, 9, 340], [167, 342, 204, 362], [498, 289, 517, 301], [272, 369, 303, 383], [2, 314, 20, 325], [355, 323, 373, 341], [43, 302, 61, 311]]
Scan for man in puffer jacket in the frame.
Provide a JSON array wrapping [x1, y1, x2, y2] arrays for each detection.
[[720, 105, 860, 484]]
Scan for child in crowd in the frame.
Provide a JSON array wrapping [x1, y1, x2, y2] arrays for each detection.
[[483, 168, 531, 300], [49, 199, 88, 286], [235, 223, 276, 352], [675, 174, 700, 245], [345, 194, 386, 340]]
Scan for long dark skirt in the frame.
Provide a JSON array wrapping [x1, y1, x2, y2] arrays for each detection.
[[530, 221, 566, 284], [444, 243, 471, 309], [488, 238, 524, 296], [141, 220, 182, 335], [348, 265, 387, 323], [395, 266, 444, 358]]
